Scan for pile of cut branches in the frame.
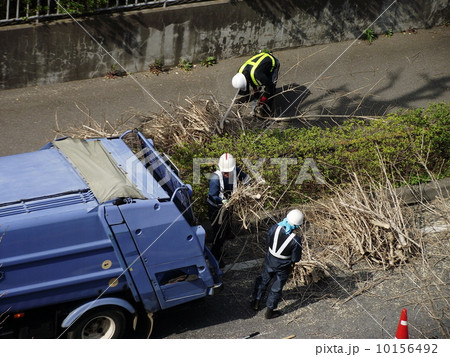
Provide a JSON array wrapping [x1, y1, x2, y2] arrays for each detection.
[[137, 97, 264, 154], [286, 156, 436, 286], [54, 96, 263, 150], [303, 172, 422, 271], [139, 98, 221, 152]]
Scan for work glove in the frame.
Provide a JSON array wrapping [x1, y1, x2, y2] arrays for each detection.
[[222, 199, 229, 204]]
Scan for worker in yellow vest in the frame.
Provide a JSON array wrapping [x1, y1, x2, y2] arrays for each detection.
[[232, 51, 280, 114]]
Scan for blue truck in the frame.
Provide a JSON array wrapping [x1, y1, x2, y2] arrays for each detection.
[[0, 130, 222, 338]]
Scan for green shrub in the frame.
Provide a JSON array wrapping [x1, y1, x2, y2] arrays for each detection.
[[362, 28, 377, 43], [177, 59, 193, 71], [170, 103, 450, 219], [201, 56, 217, 67]]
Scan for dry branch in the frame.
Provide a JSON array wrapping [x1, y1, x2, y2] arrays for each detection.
[[292, 260, 331, 286], [137, 96, 266, 154], [215, 182, 275, 231]]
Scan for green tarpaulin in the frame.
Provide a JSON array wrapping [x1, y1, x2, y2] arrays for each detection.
[[54, 138, 146, 203]]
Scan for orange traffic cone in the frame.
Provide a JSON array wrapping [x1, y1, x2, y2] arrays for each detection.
[[395, 308, 409, 339]]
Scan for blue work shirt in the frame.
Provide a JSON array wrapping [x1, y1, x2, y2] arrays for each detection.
[[265, 223, 302, 269], [208, 166, 248, 205]]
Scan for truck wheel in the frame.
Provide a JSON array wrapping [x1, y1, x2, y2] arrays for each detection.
[[66, 307, 130, 339]]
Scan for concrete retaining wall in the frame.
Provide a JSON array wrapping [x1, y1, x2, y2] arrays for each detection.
[[0, 0, 448, 89]]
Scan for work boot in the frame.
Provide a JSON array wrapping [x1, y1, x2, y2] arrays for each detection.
[[264, 307, 281, 319], [250, 299, 260, 311]]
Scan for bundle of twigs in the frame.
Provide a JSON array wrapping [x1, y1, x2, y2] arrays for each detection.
[[291, 260, 331, 286], [217, 182, 275, 230]]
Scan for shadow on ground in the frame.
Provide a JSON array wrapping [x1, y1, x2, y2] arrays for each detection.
[[265, 72, 450, 130], [147, 234, 374, 339], [272, 84, 311, 118]]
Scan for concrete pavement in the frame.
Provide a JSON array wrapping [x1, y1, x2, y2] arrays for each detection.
[[1, 26, 449, 157]]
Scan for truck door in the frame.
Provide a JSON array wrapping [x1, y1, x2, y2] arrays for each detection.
[[106, 201, 216, 311], [104, 204, 161, 313]]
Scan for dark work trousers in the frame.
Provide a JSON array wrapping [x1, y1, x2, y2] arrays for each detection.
[[252, 256, 291, 309], [208, 204, 232, 261]]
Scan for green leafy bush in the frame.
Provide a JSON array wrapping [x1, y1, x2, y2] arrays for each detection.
[[170, 103, 449, 218]]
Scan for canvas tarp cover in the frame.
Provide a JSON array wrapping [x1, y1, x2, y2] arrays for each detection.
[[54, 138, 146, 203]]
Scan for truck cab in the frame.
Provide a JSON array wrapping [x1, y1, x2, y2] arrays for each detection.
[[0, 130, 221, 338]]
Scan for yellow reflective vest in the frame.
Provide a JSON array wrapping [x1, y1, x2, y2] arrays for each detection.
[[239, 53, 276, 87]]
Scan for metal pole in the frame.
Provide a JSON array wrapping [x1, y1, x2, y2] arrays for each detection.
[[36, 0, 40, 23], [16, 0, 21, 20]]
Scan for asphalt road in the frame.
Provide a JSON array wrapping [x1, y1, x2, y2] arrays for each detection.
[[150, 235, 448, 340], [0, 26, 449, 157]]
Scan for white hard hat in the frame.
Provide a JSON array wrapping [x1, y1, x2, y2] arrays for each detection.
[[232, 73, 247, 90], [286, 209, 304, 227], [218, 153, 236, 173]]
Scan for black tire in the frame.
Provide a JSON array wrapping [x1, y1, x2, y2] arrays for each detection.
[[66, 306, 130, 339]]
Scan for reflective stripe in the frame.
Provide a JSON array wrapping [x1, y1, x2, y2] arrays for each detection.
[[239, 53, 276, 87], [215, 169, 237, 197], [207, 169, 237, 207], [268, 226, 295, 259]]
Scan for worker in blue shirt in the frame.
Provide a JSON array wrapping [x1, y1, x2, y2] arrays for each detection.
[[207, 153, 250, 267], [250, 209, 304, 319]]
